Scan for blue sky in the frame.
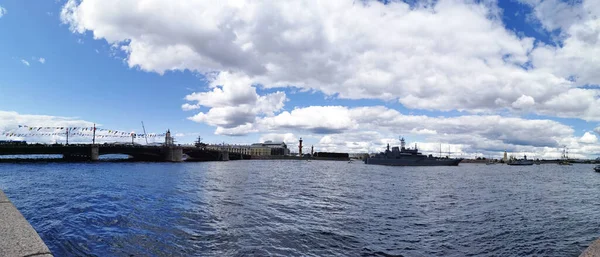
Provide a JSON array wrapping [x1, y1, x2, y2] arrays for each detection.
[[0, 1, 224, 143], [2, 0, 600, 158]]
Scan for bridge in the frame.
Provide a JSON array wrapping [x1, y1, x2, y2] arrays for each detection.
[[0, 143, 254, 162], [0, 144, 185, 162], [0, 126, 254, 162]]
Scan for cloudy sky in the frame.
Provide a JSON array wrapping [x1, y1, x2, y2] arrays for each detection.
[[2, 0, 600, 159]]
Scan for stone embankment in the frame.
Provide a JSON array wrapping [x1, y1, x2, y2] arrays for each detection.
[[0, 190, 52, 257], [581, 239, 600, 257]]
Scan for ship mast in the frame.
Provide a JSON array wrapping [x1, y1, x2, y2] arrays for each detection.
[[141, 121, 148, 145], [561, 145, 569, 160]]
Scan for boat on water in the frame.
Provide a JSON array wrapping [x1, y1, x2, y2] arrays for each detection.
[[485, 154, 497, 165], [507, 155, 534, 166], [364, 138, 462, 166], [594, 165, 600, 172], [558, 146, 572, 165]]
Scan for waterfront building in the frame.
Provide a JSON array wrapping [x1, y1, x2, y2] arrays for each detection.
[[206, 141, 289, 156], [206, 144, 251, 155], [250, 141, 290, 156], [250, 144, 271, 156]]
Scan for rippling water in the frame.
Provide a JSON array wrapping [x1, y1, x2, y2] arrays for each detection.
[[1, 161, 600, 256]]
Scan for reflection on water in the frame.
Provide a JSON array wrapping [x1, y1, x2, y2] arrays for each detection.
[[0, 161, 599, 256]]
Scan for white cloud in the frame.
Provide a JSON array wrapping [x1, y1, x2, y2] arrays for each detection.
[[525, 1, 600, 91], [410, 128, 438, 135], [260, 106, 356, 134], [184, 72, 286, 134], [21, 59, 30, 66], [38, 58, 46, 64], [579, 131, 598, 144], [265, 105, 572, 148], [511, 95, 535, 109], [184, 73, 258, 108], [191, 104, 586, 155], [214, 123, 257, 136], [0, 111, 166, 144], [298, 114, 595, 159], [0, 111, 94, 129], [188, 106, 256, 129], [60, 0, 600, 120], [181, 103, 200, 111], [0, 6, 6, 18], [259, 133, 297, 144], [537, 89, 600, 119], [0, 111, 95, 144]]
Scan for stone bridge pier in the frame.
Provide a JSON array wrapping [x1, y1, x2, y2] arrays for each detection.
[[90, 145, 99, 161]]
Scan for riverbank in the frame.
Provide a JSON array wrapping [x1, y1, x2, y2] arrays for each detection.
[[581, 238, 600, 256], [0, 190, 52, 256]]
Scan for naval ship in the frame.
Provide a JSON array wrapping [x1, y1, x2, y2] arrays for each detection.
[[364, 138, 462, 166], [506, 155, 534, 166]]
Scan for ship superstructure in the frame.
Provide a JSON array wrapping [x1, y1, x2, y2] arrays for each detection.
[[364, 137, 462, 166]]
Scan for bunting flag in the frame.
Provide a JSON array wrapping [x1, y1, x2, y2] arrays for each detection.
[[2, 125, 168, 139], [2, 132, 167, 138]]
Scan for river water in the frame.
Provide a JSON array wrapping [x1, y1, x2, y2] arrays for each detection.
[[0, 161, 599, 256]]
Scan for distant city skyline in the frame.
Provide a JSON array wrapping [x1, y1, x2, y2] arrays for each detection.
[[1, 0, 600, 159]]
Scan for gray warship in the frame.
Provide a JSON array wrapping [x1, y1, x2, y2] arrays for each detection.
[[364, 138, 462, 166], [506, 155, 534, 166]]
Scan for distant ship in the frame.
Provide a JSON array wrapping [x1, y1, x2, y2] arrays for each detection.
[[364, 138, 462, 166], [486, 160, 497, 165], [557, 146, 572, 165], [507, 155, 534, 166], [486, 155, 497, 165]]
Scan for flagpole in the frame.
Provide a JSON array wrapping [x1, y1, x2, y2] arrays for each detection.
[[141, 121, 148, 145], [66, 127, 69, 145], [92, 124, 96, 145]]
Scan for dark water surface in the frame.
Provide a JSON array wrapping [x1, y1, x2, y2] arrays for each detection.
[[1, 161, 599, 256]]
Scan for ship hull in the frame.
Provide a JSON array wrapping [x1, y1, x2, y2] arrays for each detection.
[[507, 160, 534, 166], [364, 158, 462, 166]]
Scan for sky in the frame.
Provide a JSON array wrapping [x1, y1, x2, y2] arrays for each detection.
[[2, 0, 600, 159]]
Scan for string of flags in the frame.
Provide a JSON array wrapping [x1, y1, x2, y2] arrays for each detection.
[[2, 125, 167, 138], [2, 133, 166, 138]]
